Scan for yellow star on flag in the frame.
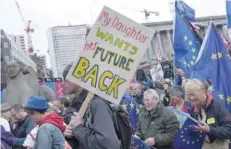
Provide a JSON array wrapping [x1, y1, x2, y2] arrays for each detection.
[[218, 93, 224, 100], [211, 53, 217, 60], [187, 64, 190, 67], [184, 36, 188, 40], [183, 61, 187, 65], [192, 55, 196, 60], [121, 103, 127, 110], [192, 141, 195, 144], [210, 85, 214, 91], [227, 96, 231, 104], [189, 41, 192, 45], [136, 108, 139, 114], [190, 61, 194, 65], [130, 103, 134, 109], [218, 52, 223, 59], [192, 48, 196, 53]]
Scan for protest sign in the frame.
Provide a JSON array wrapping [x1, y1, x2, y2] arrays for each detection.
[[150, 63, 164, 82], [67, 6, 154, 104]]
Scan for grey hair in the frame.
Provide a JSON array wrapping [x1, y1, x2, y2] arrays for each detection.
[[143, 89, 159, 101], [169, 85, 185, 99]]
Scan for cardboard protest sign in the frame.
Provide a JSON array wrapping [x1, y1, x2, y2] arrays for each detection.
[[150, 63, 164, 82], [67, 6, 154, 104]]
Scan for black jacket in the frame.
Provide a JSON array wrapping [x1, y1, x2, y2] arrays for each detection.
[[73, 96, 120, 149], [192, 98, 231, 143]]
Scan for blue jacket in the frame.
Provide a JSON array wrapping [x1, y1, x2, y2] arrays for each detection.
[[1, 126, 15, 149], [34, 123, 65, 149]]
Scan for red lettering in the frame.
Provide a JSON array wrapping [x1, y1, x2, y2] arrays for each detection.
[[84, 41, 97, 51]]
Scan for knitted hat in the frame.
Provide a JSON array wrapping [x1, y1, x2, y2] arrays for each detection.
[[25, 96, 49, 111]]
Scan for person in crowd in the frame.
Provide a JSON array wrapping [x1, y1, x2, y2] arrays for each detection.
[[168, 85, 192, 114], [151, 76, 165, 103], [1, 126, 15, 149], [63, 63, 121, 149], [174, 68, 184, 86], [185, 79, 231, 149], [23, 126, 39, 149], [132, 83, 144, 106], [0, 117, 11, 132], [136, 89, 179, 149], [1, 103, 12, 123], [10, 104, 35, 147], [161, 61, 174, 80], [135, 69, 153, 89], [24, 96, 66, 149], [162, 81, 172, 106], [1, 104, 11, 132], [181, 74, 188, 87]]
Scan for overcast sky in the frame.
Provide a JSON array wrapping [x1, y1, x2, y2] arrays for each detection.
[[0, 0, 226, 66]]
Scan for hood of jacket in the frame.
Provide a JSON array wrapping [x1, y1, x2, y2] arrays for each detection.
[[39, 113, 66, 132]]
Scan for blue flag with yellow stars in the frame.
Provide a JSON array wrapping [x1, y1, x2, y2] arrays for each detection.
[[175, 0, 195, 21], [120, 92, 139, 132], [173, 117, 206, 149], [192, 23, 231, 112], [130, 136, 150, 149], [173, 9, 201, 76], [168, 107, 190, 128]]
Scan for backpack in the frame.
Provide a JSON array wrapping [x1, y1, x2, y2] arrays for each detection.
[[88, 99, 133, 149]]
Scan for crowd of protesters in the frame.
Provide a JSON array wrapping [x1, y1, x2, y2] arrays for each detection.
[[1, 64, 231, 149]]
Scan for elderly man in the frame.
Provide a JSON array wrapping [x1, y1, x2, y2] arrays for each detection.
[[136, 89, 179, 149], [185, 79, 231, 149], [132, 83, 144, 106]]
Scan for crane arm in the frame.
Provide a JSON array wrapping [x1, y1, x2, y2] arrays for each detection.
[[15, 0, 27, 27]]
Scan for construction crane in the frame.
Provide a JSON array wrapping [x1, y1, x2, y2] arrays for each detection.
[[141, 9, 159, 22], [92, 1, 159, 22], [15, 0, 34, 54]]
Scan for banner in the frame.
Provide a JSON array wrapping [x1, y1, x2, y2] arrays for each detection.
[[44, 78, 56, 92], [54, 78, 64, 98], [67, 6, 154, 104]]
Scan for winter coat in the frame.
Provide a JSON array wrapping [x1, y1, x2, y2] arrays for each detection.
[[192, 94, 231, 147], [73, 95, 121, 149], [136, 103, 179, 149], [12, 115, 35, 145], [1, 126, 15, 149], [33, 113, 66, 149]]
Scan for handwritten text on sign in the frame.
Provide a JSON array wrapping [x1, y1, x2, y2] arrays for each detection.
[[67, 6, 154, 104]]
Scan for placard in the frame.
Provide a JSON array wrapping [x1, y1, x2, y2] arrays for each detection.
[[67, 6, 154, 104]]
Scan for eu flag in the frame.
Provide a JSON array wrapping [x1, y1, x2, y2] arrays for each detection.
[[175, 0, 195, 21], [192, 23, 231, 112], [173, 9, 201, 75], [120, 92, 139, 132], [168, 107, 190, 128], [173, 117, 206, 149], [130, 136, 150, 149], [227, 0, 231, 29]]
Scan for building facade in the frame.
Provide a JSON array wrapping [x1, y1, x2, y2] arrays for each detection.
[[8, 35, 26, 51], [140, 15, 227, 68], [1, 30, 36, 90], [38, 55, 47, 69], [47, 24, 91, 78]]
